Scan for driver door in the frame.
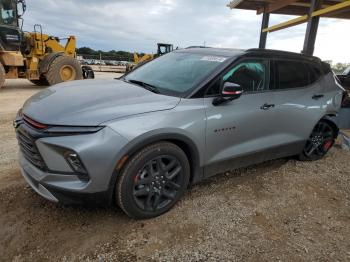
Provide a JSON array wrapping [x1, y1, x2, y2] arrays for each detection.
[[204, 58, 277, 177]]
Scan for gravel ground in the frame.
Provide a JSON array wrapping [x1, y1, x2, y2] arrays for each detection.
[[0, 75, 350, 262]]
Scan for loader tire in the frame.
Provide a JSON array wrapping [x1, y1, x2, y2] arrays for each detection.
[[0, 63, 5, 88], [46, 56, 83, 86], [30, 77, 49, 86]]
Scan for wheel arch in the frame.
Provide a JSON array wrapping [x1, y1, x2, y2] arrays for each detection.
[[320, 114, 340, 138], [111, 132, 203, 190]]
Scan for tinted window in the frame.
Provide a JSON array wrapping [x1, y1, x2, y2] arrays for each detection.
[[306, 63, 322, 84], [206, 78, 221, 96], [344, 67, 350, 76], [274, 60, 310, 89], [206, 60, 268, 95]]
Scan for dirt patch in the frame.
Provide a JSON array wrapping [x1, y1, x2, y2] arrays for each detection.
[[0, 77, 350, 261]]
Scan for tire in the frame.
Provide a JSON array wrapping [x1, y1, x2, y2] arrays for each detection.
[[0, 63, 5, 88], [299, 120, 336, 161], [116, 142, 190, 219], [46, 55, 83, 86], [82, 65, 95, 79], [30, 77, 49, 86]]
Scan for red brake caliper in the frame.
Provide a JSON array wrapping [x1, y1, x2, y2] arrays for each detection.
[[134, 175, 139, 184], [323, 140, 333, 151]]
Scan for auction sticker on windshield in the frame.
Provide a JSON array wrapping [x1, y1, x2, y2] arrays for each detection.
[[201, 56, 227, 63]]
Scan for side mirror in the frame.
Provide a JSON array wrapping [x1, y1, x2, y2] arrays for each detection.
[[212, 82, 244, 106]]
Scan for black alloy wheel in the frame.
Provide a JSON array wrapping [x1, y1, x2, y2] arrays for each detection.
[[300, 121, 335, 161], [116, 142, 190, 219], [133, 155, 183, 211]]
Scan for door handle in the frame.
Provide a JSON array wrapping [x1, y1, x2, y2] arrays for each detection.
[[260, 103, 275, 110], [312, 94, 324, 100]]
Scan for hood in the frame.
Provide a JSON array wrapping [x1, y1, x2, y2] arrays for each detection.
[[22, 79, 180, 126]]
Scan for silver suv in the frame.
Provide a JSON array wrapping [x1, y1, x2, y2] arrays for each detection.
[[15, 48, 345, 218]]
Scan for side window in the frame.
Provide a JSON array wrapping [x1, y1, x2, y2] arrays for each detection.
[[206, 78, 221, 96], [306, 63, 322, 84], [223, 60, 268, 92], [273, 60, 310, 89], [206, 60, 269, 95], [0, 0, 16, 26]]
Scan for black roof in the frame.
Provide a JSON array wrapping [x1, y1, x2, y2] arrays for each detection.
[[245, 48, 321, 63]]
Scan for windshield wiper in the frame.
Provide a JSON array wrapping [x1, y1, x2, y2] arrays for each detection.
[[125, 79, 161, 94]]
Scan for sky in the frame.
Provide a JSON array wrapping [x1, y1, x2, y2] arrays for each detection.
[[22, 0, 350, 63]]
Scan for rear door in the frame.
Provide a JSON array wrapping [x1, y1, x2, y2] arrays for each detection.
[[267, 59, 327, 154]]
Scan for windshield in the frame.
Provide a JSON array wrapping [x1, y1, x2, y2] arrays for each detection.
[[0, 0, 17, 26], [344, 66, 350, 75], [125, 52, 228, 97]]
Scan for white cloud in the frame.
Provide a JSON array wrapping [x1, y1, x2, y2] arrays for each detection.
[[21, 0, 350, 63], [266, 17, 350, 63]]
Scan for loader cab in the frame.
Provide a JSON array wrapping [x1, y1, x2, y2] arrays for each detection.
[[0, 0, 23, 51], [157, 43, 173, 56]]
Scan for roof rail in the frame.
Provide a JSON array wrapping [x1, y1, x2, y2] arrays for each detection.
[[246, 48, 320, 61]]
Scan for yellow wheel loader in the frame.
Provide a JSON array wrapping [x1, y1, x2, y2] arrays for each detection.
[[126, 43, 173, 72], [0, 0, 94, 88]]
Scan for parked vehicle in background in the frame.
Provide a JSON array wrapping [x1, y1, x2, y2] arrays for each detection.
[[14, 48, 345, 219], [337, 66, 350, 90]]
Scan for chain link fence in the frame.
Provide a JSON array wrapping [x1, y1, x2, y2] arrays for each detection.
[[77, 53, 133, 66], [77, 53, 134, 73]]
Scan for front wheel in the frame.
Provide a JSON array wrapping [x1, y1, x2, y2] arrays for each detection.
[[299, 121, 336, 161], [116, 142, 190, 219]]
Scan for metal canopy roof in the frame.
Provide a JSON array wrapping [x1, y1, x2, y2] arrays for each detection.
[[228, 0, 350, 19], [227, 0, 350, 55]]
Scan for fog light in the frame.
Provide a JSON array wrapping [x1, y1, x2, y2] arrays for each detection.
[[65, 152, 88, 174]]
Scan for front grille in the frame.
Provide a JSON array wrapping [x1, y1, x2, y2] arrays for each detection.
[[16, 125, 46, 171]]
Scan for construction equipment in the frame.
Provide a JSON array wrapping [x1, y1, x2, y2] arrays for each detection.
[[127, 43, 173, 72], [0, 0, 94, 88]]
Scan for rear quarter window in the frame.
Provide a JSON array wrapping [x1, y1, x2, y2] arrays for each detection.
[[272, 60, 311, 90], [305, 63, 322, 84], [321, 62, 332, 75]]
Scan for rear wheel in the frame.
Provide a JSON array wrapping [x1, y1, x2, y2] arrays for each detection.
[[46, 56, 83, 85], [0, 63, 5, 88], [299, 121, 336, 161], [116, 142, 190, 219]]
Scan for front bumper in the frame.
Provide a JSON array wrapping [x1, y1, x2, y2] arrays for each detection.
[[20, 159, 59, 202], [17, 126, 129, 205]]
